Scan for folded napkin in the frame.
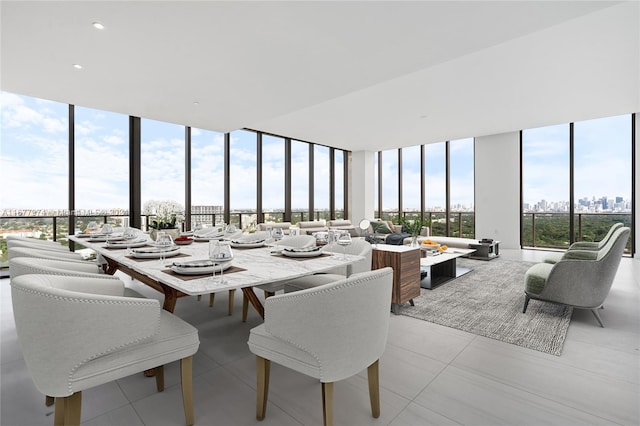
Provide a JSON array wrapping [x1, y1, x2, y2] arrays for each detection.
[[194, 228, 224, 238], [283, 246, 321, 253], [173, 260, 215, 268]]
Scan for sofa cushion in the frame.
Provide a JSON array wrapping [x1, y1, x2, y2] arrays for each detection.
[[371, 221, 393, 234]]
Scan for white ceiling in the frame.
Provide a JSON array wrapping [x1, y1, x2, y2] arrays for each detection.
[[1, 1, 638, 151]]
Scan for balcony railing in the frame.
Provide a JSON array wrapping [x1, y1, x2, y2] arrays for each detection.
[[523, 212, 633, 253], [0, 210, 344, 270], [377, 211, 476, 238]]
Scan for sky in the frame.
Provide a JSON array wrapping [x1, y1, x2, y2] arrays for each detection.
[[0, 91, 633, 213]]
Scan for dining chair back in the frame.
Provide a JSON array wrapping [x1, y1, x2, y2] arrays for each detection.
[[8, 246, 87, 263], [11, 274, 200, 425], [248, 267, 393, 425]]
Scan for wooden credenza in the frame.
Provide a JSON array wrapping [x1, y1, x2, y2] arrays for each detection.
[[371, 245, 421, 314]]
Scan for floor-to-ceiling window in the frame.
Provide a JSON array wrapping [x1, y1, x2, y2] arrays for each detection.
[[314, 145, 330, 221], [522, 124, 571, 248], [380, 149, 399, 222], [573, 114, 632, 251], [74, 106, 129, 230], [401, 145, 421, 221], [449, 138, 475, 237], [261, 134, 285, 222], [0, 92, 69, 250], [424, 142, 446, 235], [191, 127, 225, 227], [229, 130, 257, 230], [291, 140, 309, 223], [140, 118, 186, 229], [334, 150, 345, 220]]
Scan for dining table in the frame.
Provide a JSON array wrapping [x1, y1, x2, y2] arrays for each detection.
[[68, 234, 362, 318]]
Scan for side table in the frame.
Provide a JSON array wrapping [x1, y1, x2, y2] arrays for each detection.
[[371, 245, 421, 314], [467, 240, 500, 260]]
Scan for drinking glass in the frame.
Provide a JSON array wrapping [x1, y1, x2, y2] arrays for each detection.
[[155, 231, 173, 263], [101, 223, 113, 237], [272, 228, 283, 251], [122, 227, 138, 255], [337, 231, 352, 260], [85, 221, 99, 234], [210, 240, 234, 284]]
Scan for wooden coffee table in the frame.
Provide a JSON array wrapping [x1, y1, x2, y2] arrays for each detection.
[[419, 248, 475, 289]]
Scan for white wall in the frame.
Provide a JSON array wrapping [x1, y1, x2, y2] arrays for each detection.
[[350, 151, 375, 224], [474, 132, 521, 249]]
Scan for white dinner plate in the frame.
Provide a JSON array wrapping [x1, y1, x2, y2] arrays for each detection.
[[131, 246, 181, 259], [171, 261, 232, 275], [230, 241, 265, 248], [194, 235, 225, 242], [282, 247, 323, 258], [106, 239, 148, 248], [91, 235, 123, 242]]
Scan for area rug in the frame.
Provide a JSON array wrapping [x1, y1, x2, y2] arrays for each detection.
[[398, 258, 573, 356]]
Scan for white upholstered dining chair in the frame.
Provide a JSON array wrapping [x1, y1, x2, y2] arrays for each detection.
[[7, 236, 70, 252], [8, 246, 89, 263], [240, 234, 317, 321], [11, 274, 200, 426], [283, 238, 373, 293], [247, 267, 393, 426]]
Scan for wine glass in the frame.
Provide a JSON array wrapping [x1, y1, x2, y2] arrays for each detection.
[[209, 240, 234, 284], [101, 223, 114, 239], [122, 227, 138, 255], [272, 228, 283, 251], [192, 222, 203, 235], [155, 231, 173, 264], [337, 231, 352, 260], [85, 221, 99, 234]]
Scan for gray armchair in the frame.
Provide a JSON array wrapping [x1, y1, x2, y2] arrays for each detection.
[[543, 222, 623, 264], [523, 226, 630, 327]]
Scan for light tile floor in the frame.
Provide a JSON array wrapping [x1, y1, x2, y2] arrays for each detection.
[[2, 249, 639, 425]]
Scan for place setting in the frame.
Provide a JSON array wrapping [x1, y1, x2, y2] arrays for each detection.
[[162, 240, 246, 281], [229, 230, 269, 249], [125, 231, 186, 261]]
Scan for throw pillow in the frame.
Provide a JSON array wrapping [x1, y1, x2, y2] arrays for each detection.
[[371, 221, 393, 234]]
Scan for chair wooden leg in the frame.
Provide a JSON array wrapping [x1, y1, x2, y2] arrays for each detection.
[[322, 382, 334, 426], [155, 365, 165, 392], [242, 294, 249, 322], [65, 392, 82, 426], [46, 395, 55, 406], [522, 295, 531, 313], [367, 359, 381, 418], [256, 356, 270, 420], [228, 289, 236, 315], [55, 392, 82, 426], [209, 293, 215, 307], [181, 356, 195, 426], [54, 397, 65, 426]]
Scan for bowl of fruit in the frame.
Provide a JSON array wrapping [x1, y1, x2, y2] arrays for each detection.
[[420, 239, 441, 250], [174, 236, 194, 245]]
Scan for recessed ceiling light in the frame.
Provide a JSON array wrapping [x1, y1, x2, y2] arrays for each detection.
[[92, 22, 105, 30], [73, 64, 83, 69], [193, 102, 199, 106]]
